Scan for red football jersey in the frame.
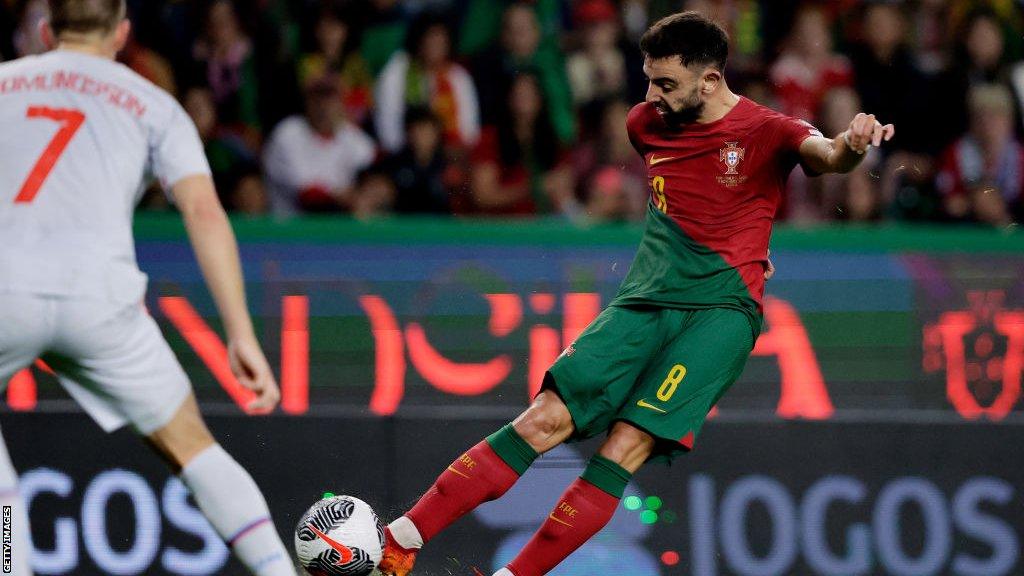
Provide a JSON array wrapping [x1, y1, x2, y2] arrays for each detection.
[[613, 97, 821, 326]]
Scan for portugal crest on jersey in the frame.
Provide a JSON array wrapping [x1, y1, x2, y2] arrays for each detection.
[[720, 142, 745, 175]]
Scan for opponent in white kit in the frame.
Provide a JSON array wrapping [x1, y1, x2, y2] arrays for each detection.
[[0, 2, 297, 575]]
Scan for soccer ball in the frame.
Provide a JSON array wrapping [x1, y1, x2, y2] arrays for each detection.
[[295, 495, 385, 576]]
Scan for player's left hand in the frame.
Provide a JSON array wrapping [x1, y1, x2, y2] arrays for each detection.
[[764, 249, 775, 281], [228, 336, 280, 414], [844, 113, 895, 154]]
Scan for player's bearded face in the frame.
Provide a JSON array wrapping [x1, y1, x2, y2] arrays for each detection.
[[644, 57, 707, 126], [659, 83, 704, 126]]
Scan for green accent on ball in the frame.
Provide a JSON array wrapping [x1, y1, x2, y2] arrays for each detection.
[[645, 496, 663, 511], [623, 496, 643, 510], [322, 492, 335, 499], [640, 510, 659, 524]]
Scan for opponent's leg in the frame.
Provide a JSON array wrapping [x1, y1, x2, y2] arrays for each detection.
[[0, 427, 33, 576], [46, 299, 296, 576], [0, 294, 56, 576], [497, 421, 654, 576], [147, 395, 296, 576], [380, 390, 574, 576]]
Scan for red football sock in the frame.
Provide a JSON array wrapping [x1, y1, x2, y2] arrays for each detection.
[[405, 440, 522, 543], [506, 478, 620, 576]]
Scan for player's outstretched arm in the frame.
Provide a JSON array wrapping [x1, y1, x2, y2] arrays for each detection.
[[172, 174, 281, 413], [799, 113, 895, 175]]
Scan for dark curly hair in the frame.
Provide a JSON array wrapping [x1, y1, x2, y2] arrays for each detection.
[[640, 11, 729, 71]]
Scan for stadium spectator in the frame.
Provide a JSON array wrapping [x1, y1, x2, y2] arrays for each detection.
[[190, 0, 300, 137], [454, 0, 568, 59], [121, 32, 177, 96], [945, 9, 1017, 137], [145, 0, 200, 74], [910, 0, 953, 74], [191, 0, 259, 130], [375, 11, 480, 153], [353, 167, 398, 220], [12, 0, 46, 56], [298, 2, 373, 127], [620, 0, 649, 43], [469, 73, 576, 216], [582, 166, 634, 223], [566, 0, 628, 111], [947, 0, 1024, 54], [183, 85, 259, 203], [769, 4, 852, 122], [936, 84, 1022, 226], [848, 2, 933, 154], [742, 78, 779, 109], [682, 0, 765, 79], [842, 3, 947, 221], [963, 8, 1010, 78], [228, 166, 270, 216], [472, 3, 576, 144], [383, 107, 456, 214], [263, 76, 376, 216], [573, 99, 647, 221]]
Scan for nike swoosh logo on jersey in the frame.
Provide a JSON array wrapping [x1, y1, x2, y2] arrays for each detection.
[[636, 399, 667, 413], [308, 524, 355, 564], [649, 154, 677, 166]]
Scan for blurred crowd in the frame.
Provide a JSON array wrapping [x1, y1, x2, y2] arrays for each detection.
[[2, 0, 1023, 226]]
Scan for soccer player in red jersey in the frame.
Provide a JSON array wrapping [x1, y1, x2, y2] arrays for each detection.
[[378, 12, 894, 576]]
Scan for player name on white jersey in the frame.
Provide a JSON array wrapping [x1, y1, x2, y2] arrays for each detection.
[[0, 69, 146, 118]]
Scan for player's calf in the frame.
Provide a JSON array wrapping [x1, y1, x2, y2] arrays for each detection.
[[381, 423, 542, 575], [404, 424, 538, 542], [499, 424, 652, 576], [501, 454, 633, 576], [180, 444, 296, 576], [148, 397, 295, 576]]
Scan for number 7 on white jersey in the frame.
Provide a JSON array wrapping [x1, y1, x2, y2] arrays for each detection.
[[15, 106, 86, 204]]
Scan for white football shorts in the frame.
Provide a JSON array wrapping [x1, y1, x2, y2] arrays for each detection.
[[0, 293, 192, 435]]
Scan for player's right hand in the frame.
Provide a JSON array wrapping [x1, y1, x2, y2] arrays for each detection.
[[228, 336, 280, 414], [844, 113, 895, 154]]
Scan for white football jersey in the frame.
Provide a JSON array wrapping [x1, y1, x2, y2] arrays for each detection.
[[0, 49, 210, 304]]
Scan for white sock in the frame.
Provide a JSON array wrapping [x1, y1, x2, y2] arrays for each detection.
[[492, 568, 515, 576], [388, 515, 424, 550], [0, 428, 32, 576], [180, 444, 295, 576]]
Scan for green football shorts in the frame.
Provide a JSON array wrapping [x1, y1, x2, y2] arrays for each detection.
[[545, 304, 754, 461]]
